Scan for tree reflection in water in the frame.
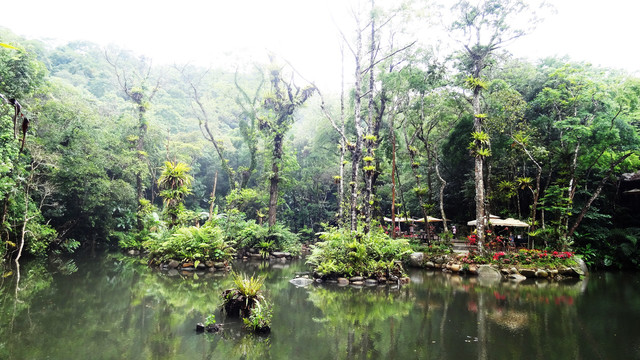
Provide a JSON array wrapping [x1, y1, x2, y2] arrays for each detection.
[[3, 254, 640, 360]]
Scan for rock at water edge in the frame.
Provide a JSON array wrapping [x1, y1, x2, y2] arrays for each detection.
[[477, 265, 502, 279], [572, 257, 588, 277], [409, 252, 424, 267], [535, 269, 549, 278]]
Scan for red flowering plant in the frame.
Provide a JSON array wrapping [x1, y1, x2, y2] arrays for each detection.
[[467, 234, 477, 245], [459, 250, 490, 265]]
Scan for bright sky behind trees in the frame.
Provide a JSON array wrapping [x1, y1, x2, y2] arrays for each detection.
[[6, 0, 640, 90]]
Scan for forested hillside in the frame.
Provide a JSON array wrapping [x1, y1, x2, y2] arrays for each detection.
[[1, 0, 639, 270]]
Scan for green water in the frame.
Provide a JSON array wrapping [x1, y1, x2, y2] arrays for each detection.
[[1, 253, 639, 360]]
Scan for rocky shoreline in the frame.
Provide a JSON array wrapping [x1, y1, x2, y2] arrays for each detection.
[[408, 252, 588, 280]]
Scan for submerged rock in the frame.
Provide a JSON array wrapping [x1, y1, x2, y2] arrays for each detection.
[[289, 278, 314, 287], [508, 273, 527, 282], [167, 269, 179, 277], [196, 322, 222, 333]]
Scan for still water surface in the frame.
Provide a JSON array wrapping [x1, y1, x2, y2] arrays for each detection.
[[1, 252, 639, 360]]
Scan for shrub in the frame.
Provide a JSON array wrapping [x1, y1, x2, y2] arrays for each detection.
[[231, 219, 301, 255], [491, 249, 577, 268], [307, 224, 412, 278], [298, 226, 315, 243], [459, 250, 490, 265], [143, 222, 235, 262]]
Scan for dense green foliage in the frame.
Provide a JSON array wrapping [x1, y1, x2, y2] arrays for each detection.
[[143, 223, 235, 263], [307, 225, 412, 278], [1, 0, 639, 270]]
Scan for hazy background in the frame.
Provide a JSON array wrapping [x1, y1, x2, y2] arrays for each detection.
[[6, 0, 639, 90]]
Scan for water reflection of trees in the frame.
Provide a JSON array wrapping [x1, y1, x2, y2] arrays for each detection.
[[303, 284, 430, 359], [0, 255, 306, 360], [411, 270, 587, 360], [5, 255, 640, 359]]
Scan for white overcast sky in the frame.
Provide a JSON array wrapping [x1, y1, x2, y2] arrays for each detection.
[[3, 0, 640, 90]]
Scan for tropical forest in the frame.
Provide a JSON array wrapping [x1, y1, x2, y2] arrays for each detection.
[[1, 0, 639, 359]]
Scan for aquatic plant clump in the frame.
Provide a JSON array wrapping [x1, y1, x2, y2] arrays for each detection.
[[220, 272, 272, 333], [243, 299, 273, 333], [221, 272, 266, 318], [307, 225, 412, 279]]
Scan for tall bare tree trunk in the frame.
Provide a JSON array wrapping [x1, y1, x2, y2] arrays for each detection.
[[337, 46, 346, 224], [390, 111, 397, 238], [362, 0, 376, 232], [472, 86, 487, 253], [349, 14, 365, 232], [268, 135, 283, 227]]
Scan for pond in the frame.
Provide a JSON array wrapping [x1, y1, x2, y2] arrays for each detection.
[[1, 252, 639, 360]]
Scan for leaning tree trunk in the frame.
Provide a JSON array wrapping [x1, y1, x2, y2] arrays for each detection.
[[565, 152, 632, 243], [434, 154, 448, 233]]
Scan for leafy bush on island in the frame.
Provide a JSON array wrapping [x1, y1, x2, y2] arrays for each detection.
[[237, 222, 301, 255], [213, 211, 302, 255], [143, 222, 235, 263], [307, 224, 412, 279], [455, 248, 580, 272]]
